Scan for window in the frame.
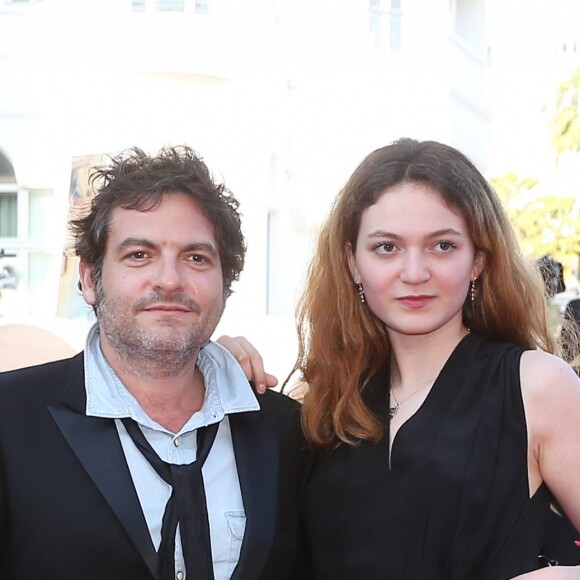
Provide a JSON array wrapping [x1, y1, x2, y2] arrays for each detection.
[[0, 191, 17, 238], [0, 153, 17, 239], [156, 0, 184, 11], [390, 0, 401, 51], [2, 0, 43, 4], [369, 0, 381, 49], [28, 190, 53, 241], [195, 0, 208, 14], [369, 0, 402, 51], [132, 0, 208, 13]]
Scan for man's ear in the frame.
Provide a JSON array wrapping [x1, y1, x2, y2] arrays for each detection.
[[79, 260, 97, 306], [346, 242, 361, 284]]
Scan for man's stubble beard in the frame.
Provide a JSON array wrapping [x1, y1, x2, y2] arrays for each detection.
[[94, 276, 224, 379]]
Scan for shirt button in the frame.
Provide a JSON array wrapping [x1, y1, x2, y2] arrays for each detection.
[[176, 571, 184, 580], [173, 438, 180, 447]]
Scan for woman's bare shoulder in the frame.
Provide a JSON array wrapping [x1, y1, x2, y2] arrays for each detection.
[[520, 349, 580, 399]]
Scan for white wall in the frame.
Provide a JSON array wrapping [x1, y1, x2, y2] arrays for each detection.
[[0, 0, 489, 379]]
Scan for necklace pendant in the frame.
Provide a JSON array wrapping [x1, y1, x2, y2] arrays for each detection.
[[388, 402, 400, 420]]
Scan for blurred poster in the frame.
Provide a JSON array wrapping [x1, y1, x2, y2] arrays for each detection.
[[56, 154, 104, 320]]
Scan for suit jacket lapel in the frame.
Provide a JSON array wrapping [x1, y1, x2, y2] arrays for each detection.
[[48, 354, 159, 579], [229, 410, 279, 580]]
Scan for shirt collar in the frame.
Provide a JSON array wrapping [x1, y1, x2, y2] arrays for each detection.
[[84, 323, 260, 433]]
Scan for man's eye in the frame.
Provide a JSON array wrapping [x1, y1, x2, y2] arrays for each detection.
[[130, 251, 148, 260], [189, 255, 207, 263]]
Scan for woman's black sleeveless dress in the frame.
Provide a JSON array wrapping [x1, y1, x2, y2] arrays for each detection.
[[302, 333, 552, 579]]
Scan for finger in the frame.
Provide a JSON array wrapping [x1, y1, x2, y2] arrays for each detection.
[[226, 336, 269, 393], [256, 373, 280, 394], [215, 336, 256, 378]]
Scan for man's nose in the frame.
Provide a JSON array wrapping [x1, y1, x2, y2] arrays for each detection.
[[152, 258, 184, 292]]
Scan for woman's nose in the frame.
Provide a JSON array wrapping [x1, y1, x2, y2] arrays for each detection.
[[400, 250, 430, 284]]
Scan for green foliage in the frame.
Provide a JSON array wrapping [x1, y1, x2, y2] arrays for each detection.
[[492, 174, 580, 258], [489, 67, 580, 276], [547, 67, 580, 156]]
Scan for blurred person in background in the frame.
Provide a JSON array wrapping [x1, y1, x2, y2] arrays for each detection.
[[537, 254, 566, 298]]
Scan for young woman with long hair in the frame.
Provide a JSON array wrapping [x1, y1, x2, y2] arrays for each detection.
[[222, 138, 580, 579]]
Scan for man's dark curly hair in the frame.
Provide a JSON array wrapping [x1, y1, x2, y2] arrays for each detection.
[[70, 145, 246, 298]]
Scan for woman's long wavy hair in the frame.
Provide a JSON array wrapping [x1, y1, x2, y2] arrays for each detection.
[[293, 138, 557, 448]]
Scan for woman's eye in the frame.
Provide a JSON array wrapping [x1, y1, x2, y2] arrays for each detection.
[[376, 242, 396, 254], [436, 241, 456, 251]]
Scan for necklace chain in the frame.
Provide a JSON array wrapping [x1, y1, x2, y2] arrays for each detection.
[[389, 379, 435, 420]]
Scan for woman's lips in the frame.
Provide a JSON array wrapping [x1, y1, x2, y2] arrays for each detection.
[[397, 295, 434, 309]]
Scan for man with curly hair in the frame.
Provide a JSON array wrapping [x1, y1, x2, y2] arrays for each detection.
[[0, 146, 307, 580]]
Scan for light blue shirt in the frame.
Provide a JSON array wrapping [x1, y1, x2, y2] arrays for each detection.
[[83, 323, 260, 580]]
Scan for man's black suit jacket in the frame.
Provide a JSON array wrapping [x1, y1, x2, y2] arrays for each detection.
[[0, 352, 309, 579]]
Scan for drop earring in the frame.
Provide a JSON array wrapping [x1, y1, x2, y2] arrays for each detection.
[[356, 283, 366, 304], [470, 278, 477, 302]]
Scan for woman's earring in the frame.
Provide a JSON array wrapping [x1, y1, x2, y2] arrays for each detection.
[[470, 278, 477, 302], [357, 283, 366, 304]]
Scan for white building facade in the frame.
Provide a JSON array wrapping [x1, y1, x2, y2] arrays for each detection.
[[0, 0, 489, 376]]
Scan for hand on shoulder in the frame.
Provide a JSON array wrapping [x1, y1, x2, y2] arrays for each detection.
[[215, 335, 278, 394]]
